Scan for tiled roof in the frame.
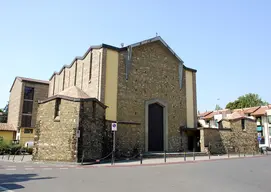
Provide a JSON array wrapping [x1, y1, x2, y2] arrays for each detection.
[[251, 106, 269, 116], [0, 123, 16, 131], [226, 112, 244, 120], [202, 109, 231, 119], [57, 86, 90, 99], [198, 111, 212, 118], [243, 106, 261, 114]]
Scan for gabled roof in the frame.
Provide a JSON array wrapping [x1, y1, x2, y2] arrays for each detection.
[[243, 106, 261, 114], [0, 123, 16, 132], [198, 111, 213, 118], [10, 76, 49, 92], [49, 36, 197, 80], [57, 86, 90, 99], [38, 86, 107, 109], [251, 106, 270, 116]]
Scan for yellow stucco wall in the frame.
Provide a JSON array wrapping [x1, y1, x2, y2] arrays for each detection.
[[0, 131, 15, 143], [185, 70, 194, 128], [20, 128, 35, 145], [104, 49, 119, 121]]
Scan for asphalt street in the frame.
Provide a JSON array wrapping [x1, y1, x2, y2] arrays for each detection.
[[0, 156, 270, 192]]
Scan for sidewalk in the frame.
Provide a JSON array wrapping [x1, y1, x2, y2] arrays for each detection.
[[0, 153, 267, 167]]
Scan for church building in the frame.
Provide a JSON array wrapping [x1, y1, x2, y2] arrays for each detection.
[[34, 36, 197, 162]]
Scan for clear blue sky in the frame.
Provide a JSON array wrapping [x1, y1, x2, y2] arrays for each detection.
[[0, 0, 270, 112]]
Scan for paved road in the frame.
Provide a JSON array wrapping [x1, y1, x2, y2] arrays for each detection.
[[0, 156, 270, 192]]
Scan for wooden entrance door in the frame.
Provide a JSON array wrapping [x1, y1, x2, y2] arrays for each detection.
[[148, 103, 164, 151]]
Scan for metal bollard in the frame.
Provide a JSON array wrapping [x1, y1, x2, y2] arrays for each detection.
[[81, 150, 85, 165], [238, 148, 240, 157], [164, 151, 167, 163], [208, 151, 210, 159], [244, 148, 246, 157], [184, 151, 186, 161], [228, 150, 230, 158], [193, 148, 195, 161], [111, 151, 115, 165], [21, 153, 25, 161], [140, 151, 143, 164]]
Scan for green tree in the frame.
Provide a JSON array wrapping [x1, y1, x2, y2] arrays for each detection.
[[226, 93, 268, 110], [215, 104, 222, 110], [0, 103, 8, 123]]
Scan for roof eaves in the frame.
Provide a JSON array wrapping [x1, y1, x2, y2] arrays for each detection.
[[49, 44, 118, 81], [38, 95, 107, 109]]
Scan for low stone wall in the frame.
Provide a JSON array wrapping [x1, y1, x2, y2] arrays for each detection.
[[200, 119, 258, 154]]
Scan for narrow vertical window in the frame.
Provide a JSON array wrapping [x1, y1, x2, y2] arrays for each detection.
[[54, 99, 61, 120], [21, 87, 34, 127], [89, 52, 93, 82], [241, 119, 245, 130]]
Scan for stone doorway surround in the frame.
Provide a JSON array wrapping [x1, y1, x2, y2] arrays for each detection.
[[145, 99, 168, 152]]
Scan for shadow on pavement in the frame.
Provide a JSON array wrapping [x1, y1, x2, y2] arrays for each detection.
[[0, 173, 55, 191]]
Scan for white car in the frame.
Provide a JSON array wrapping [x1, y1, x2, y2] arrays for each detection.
[[24, 141, 34, 148]]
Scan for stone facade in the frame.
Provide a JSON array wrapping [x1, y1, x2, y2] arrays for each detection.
[[33, 97, 106, 162], [116, 41, 190, 153], [43, 37, 197, 156], [200, 118, 258, 154]]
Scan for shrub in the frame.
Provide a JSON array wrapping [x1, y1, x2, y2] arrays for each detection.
[[0, 141, 22, 155]]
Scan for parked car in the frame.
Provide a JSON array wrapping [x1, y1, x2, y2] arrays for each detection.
[[24, 141, 34, 148]]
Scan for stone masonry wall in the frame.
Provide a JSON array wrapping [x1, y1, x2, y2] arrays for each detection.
[[77, 101, 105, 162], [117, 41, 187, 153], [201, 119, 258, 154], [33, 99, 79, 162]]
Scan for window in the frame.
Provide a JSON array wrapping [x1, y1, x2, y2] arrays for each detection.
[[241, 119, 246, 130], [268, 116, 271, 124], [24, 129, 33, 134], [24, 87, 34, 100], [54, 99, 61, 119], [21, 115, 32, 127], [269, 127, 271, 136], [22, 101, 33, 114], [21, 87, 34, 127], [89, 52, 93, 82]]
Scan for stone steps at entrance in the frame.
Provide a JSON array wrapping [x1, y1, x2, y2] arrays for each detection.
[[143, 151, 208, 158]]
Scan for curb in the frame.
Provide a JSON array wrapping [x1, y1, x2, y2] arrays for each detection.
[[82, 154, 267, 168]]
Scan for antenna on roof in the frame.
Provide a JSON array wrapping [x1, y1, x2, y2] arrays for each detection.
[[121, 43, 124, 48]]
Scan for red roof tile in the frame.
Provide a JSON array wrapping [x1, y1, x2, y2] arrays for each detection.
[[251, 106, 269, 116]]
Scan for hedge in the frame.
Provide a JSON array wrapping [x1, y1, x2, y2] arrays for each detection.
[[0, 141, 33, 155]]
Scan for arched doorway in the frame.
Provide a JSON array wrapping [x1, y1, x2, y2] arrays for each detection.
[[145, 99, 168, 152]]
